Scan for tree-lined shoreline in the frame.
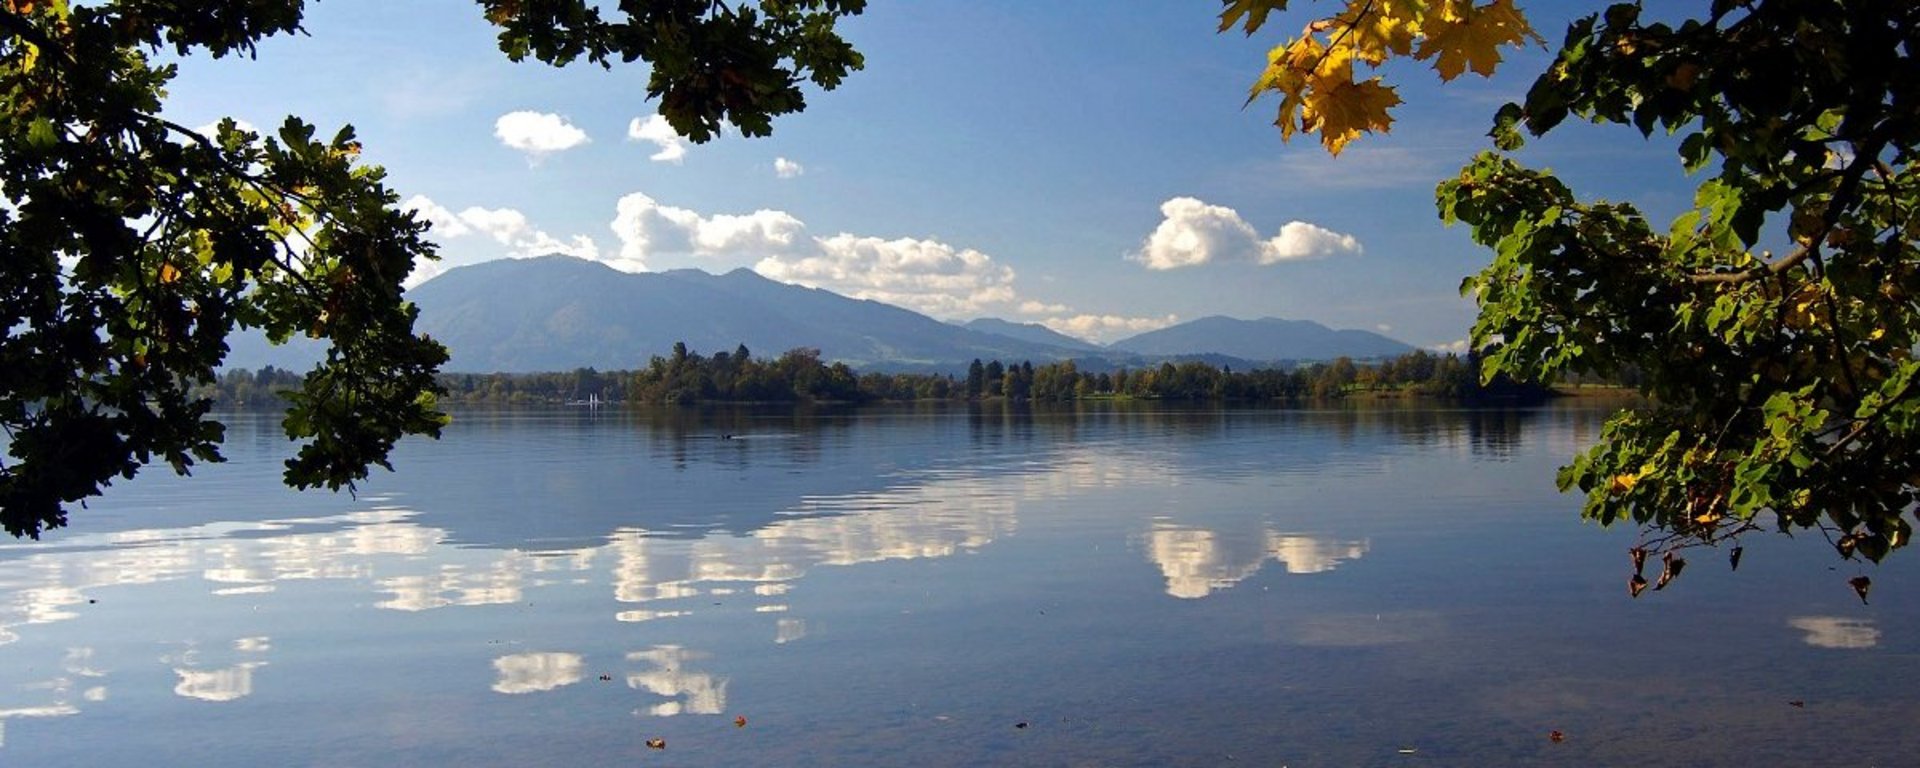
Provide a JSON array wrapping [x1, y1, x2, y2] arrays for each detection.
[[195, 343, 1572, 408]]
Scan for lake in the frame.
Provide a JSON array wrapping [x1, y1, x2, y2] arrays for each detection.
[[0, 401, 1914, 766]]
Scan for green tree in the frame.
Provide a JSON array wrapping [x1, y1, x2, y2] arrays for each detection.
[[1232, 1, 1920, 576], [984, 360, 1005, 397], [1445, 2, 1920, 574], [0, 0, 865, 537]]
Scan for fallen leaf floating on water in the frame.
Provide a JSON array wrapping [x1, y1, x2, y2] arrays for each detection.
[[1630, 547, 1648, 577], [1014, 722, 1029, 729], [645, 738, 666, 750], [1729, 546, 1744, 572], [1654, 552, 1686, 591], [1549, 730, 1565, 743], [735, 715, 747, 728], [1629, 574, 1649, 598], [1398, 747, 1418, 755], [1850, 575, 1872, 604], [598, 674, 612, 682], [1789, 700, 1806, 708]]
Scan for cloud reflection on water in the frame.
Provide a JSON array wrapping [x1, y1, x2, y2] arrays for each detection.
[[0, 429, 1378, 733], [492, 652, 584, 694], [173, 663, 265, 702], [1147, 521, 1369, 599], [1789, 616, 1881, 649], [627, 646, 727, 716]]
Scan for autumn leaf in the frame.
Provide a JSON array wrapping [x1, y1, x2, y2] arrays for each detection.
[[1653, 552, 1685, 590], [1609, 472, 1639, 495], [1415, 0, 1540, 81], [1251, 36, 1325, 143], [1305, 78, 1400, 155], [1220, 0, 1291, 35], [1345, 3, 1419, 65], [734, 715, 747, 728], [159, 262, 181, 284], [645, 738, 666, 750], [1849, 575, 1871, 604], [1239, 0, 1538, 154]]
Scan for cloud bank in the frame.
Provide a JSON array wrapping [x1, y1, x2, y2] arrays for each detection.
[[606, 193, 1018, 317], [1041, 313, 1180, 341], [406, 191, 1178, 343], [1133, 197, 1361, 270], [402, 194, 600, 287], [759, 234, 1019, 317]]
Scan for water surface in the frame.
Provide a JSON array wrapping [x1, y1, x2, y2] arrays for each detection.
[[0, 402, 1912, 766]]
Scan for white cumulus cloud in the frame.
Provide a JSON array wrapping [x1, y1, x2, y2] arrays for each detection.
[[456, 206, 533, 245], [1262, 220, 1362, 263], [774, 157, 804, 179], [1132, 196, 1361, 270], [627, 115, 688, 163], [607, 193, 1066, 320], [403, 194, 471, 239], [456, 205, 597, 261], [495, 111, 589, 159], [610, 193, 806, 271]]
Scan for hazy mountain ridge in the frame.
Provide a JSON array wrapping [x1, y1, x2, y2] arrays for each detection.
[[1107, 315, 1413, 362], [405, 256, 1092, 372], [223, 256, 1420, 373], [960, 318, 1104, 352]]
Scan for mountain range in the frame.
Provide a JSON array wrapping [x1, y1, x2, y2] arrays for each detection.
[[224, 255, 1416, 373]]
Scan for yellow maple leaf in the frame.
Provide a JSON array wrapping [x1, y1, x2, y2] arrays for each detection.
[[1304, 78, 1400, 155], [1251, 36, 1324, 143], [1415, 0, 1540, 81], [1219, 0, 1292, 35], [1343, 1, 1419, 65], [1306, 34, 1356, 84]]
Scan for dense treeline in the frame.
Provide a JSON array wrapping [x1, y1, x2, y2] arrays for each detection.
[[630, 343, 862, 404], [195, 344, 1559, 407]]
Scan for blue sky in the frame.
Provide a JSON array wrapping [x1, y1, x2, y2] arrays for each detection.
[[162, 1, 1696, 349]]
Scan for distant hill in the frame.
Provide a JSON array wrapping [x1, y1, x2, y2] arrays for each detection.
[[403, 256, 1092, 373], [961, 318, 1101, 351], [218, 256, 1419, 374], [1108, 316, 1413, 362]]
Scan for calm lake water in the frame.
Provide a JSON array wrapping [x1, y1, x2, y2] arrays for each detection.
[[1, 401, 1915, 766]]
